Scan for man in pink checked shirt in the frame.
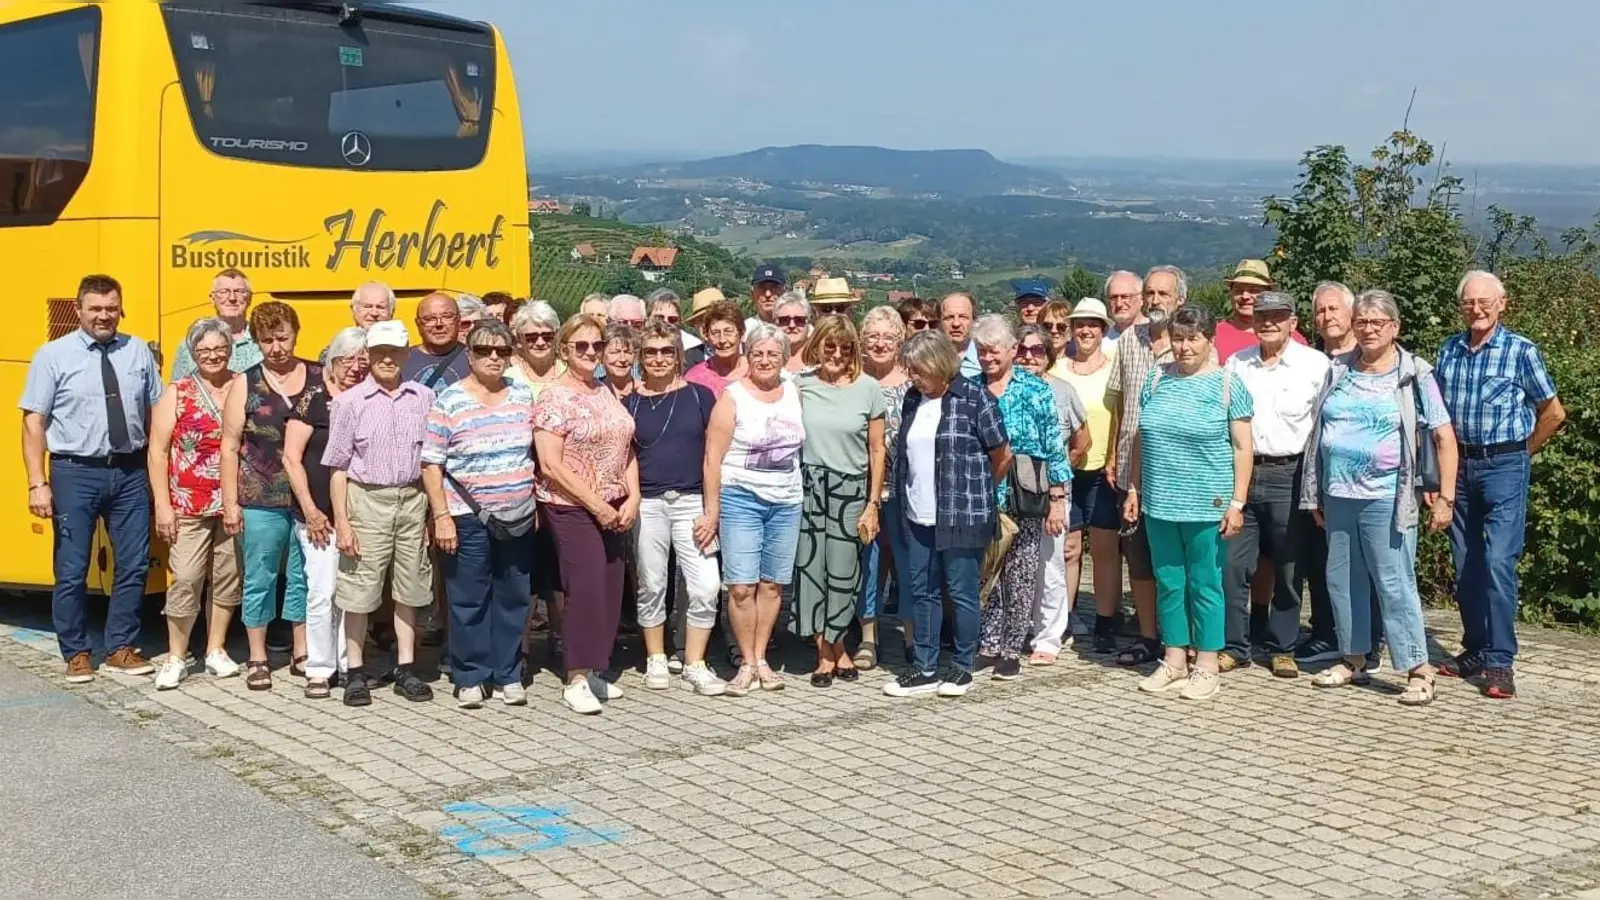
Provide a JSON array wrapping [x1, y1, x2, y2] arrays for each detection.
[[322, 320, 438, 707]]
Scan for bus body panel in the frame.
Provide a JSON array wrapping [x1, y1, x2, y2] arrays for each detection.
[[0, 0, 529, 593]]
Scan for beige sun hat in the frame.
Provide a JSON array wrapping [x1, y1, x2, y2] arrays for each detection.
[[684, 286, 728, 325], [1067, 297, 1114, 326], [810, 276, 858, 307], [1224, 259, 1274, 287]]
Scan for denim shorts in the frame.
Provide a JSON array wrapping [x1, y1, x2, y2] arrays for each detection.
[[718, 485, 802, 585], [1070, 469, 1122, 531]]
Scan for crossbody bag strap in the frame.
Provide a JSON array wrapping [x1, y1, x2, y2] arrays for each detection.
[[442, 469, 484, 518], [422, 345, 465, 391]]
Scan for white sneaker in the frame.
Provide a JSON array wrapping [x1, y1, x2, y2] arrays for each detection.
[[1138, 662, 1187, 694], [205, 651, 241, 679], [1179, 668, 1221, 701], [154, 657, 188, 691], [681, 662, 726, 696], [587, 672, 623, 701], [666, 652, 684, 674], [563, 679, 602, 715], [456, 684, 485, 709], [499, 682, 527, 706], [644, 655, 671, 691]]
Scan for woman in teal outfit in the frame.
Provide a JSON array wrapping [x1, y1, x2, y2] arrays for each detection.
[[1122, 306, 1253, 701]]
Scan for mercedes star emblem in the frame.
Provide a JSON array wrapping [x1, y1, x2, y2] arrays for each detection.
[[340, 131, 372, 167]]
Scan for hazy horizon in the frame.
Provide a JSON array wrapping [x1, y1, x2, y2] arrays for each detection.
[[410, 0, 1600, 168]]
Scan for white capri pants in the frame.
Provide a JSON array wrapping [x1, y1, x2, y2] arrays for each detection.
[[1028, 525, 1072, 656], [296, 521, 347, 680], [635, 492, 721, 631]]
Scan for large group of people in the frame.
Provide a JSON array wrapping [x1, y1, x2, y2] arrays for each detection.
[[18, 259, 1566, 712]]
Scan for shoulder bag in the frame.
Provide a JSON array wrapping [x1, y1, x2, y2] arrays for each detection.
[[444, 470, 536, 540], [1413, 377, 1442, 493]]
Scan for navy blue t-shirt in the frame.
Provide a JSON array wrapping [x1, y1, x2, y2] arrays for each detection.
[[624, 382, 715, 498]]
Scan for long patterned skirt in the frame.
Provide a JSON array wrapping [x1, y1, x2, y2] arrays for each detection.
[[792, 465, 867, 643], [981, 517, 1042, 659]]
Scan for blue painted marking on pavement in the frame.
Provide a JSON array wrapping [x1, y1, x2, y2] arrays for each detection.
[[439, 802, 626, 858], [0, 625, 60, 655]]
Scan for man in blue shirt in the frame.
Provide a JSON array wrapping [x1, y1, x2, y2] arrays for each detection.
[[1434, 270, 1567, 700], [939, 292, 982, 378], [20, 274, 164, 683], [168, 267, 263, 380]]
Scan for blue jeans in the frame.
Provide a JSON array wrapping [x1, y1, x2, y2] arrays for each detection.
[[717, 486, 801, 585], [1324, 496, 1429, 672], [1451, 449, 1529, 669], [240, 507, 307, 629], [902, 521, 982, 674], [442, 515, 533, 690], [857, 497, 908, 621], [49, 457, 151, 659]]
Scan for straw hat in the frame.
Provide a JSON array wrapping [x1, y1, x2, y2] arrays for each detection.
[[810, 276, 857, 307], [1224, 259, 1274, 287], [684, 286, 727, 325], [1067, 297, 1113, 327]]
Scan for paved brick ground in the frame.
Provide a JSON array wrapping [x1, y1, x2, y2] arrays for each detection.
[[3, 594, 1600, 899]]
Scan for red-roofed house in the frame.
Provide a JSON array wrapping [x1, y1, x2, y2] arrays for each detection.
[[529, 198, 565, 214], [630, 246, 679, 282], [887, 290, 918, 303], [570, 242, 597, 262]]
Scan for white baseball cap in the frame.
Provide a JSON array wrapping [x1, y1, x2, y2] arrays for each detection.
[[365, 320, 411, 349]]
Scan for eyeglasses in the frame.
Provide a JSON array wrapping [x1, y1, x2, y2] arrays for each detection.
[[776, 316, 807, 328], [420, 314, 459, 326], [863, 334, 898, 348], [212, 289, 251, 299], [470, 346, 514, 359], [1017, 345, 1047, 358], [641, 346, 676, 359], [706, 327, 741, 341], [614, 318, 645, 329], [568, 340, 601, 355], [521, 331, 554, 344], [1458, 298, 1499, 310], [1353, 318, 1394, 330], [1107, 292, 1140, 303], [193, 347, 230, 360], [748, 350, 783, 362], [908, 318, 930, 331], [655, 315, 681, 325]]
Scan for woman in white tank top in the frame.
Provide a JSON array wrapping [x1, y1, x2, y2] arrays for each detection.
[[700, 324, 806, 695]]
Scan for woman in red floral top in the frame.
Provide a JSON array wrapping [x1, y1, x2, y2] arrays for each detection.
[[147, 319, 244, 690]]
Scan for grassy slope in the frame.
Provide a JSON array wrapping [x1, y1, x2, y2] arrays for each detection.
[[527, 215, 750, 312]]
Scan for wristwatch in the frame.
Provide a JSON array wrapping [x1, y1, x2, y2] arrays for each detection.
[[1228, 499, 1246, 511]]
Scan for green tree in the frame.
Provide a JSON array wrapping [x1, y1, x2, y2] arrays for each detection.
[[1059, 262, 1099, 301]]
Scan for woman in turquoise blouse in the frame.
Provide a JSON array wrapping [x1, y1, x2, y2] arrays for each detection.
[[1123, 306, 1254, 702]]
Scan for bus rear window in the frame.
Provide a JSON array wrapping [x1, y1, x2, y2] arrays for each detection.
[[162, 3, 495, 172]]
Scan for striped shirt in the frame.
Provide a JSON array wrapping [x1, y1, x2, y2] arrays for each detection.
[[422, 382, 537, 516], [321, 376, 435, 486], [1435, 325, 1557, 446], [1137, 367, 1253, 523]]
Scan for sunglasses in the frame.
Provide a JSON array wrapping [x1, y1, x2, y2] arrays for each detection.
[[568, 340, 601, 355], [655, 315, 681, 325], [1017, 345, 1047, 358], [1044, 323, 1070, 334], [470, 346, 514, 359], [521, 330, 554, 344], [776, 316, 807, 328], [908, 319, 930, 331], [641, 346, 677, 359]]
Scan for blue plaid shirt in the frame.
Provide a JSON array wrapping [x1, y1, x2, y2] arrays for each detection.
[[896, 376, 1009, 551], [1435, 326, 1557, 446]]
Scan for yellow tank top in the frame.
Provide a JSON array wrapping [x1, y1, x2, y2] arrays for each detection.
[[1051, 351, 1117, 471]]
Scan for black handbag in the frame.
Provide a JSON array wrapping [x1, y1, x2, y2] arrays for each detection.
[[1415, 393, 1442, 493], [1007, 453, 1051, 520], [444, 471, 536, 540]]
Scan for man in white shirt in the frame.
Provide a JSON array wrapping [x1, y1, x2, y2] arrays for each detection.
[[1222, 291, 1330, 678], [939, 292, 981, 378], [1102, 270, 1144, 347]]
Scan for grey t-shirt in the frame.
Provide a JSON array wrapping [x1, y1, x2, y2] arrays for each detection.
[[796, 372, 886, 476], [1046, 374, 1089, 449]]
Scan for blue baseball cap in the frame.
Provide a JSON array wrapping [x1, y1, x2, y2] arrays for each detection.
[[751, 264, 787, 287], [1013, 278, 1052, 303]]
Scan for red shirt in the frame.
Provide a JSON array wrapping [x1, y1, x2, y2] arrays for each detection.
[[1214, 318, 1307, 361], [168, 377, 225, 517]]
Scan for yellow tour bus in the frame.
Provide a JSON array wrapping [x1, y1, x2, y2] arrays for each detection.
[[0, 0, 529, 593]]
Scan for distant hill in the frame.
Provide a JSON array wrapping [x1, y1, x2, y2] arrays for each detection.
[[631, 145, 1066, 198], [527, 214, 752, 316]]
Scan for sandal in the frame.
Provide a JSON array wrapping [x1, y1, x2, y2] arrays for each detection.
[[1398, 672, 1436, 706], [245, 660, 272, 691], [851, 642, 878, 671], [835, 665, 859, 683], [1027, 651, 1057, 667], [756, 662, 786, 691], [1311, 662, 1371, 688], [1116, 637, 1163, 668], [289, 655, 308, 678], [304, 678, 331, 700]]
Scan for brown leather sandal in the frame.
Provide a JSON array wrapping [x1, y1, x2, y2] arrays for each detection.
[[289, 655, 308, 678], [246, 660, 272, 691]]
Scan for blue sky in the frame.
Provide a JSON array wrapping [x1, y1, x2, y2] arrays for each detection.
[[417, 0, 1600, 165]]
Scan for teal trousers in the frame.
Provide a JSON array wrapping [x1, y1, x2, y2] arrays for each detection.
[[1146, 517, 1226, 652]]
